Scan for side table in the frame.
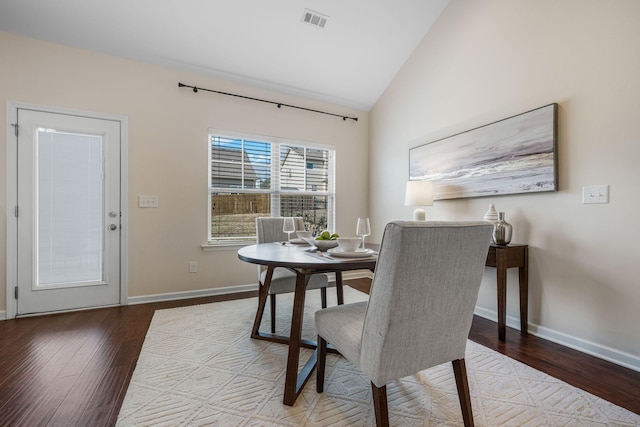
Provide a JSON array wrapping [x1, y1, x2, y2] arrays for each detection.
[[485, 244, 529, 341]]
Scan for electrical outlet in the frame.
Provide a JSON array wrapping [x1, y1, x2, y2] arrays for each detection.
[[582, 185, 609, 204], [189, 261, 198, 273], [138, 195, 159, 208]]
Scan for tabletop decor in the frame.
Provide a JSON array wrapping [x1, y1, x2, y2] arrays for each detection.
[[492, 212, 513, 245], [483, 203, 499, 223], [336, 237, 361, 252], [355, 217, 371, 247], [282, 217, 295, 242], [409, 103, 558, 200]]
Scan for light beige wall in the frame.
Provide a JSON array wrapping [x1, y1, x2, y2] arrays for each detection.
[[370, 0, 640, 367], [0, 32, 369, 310]]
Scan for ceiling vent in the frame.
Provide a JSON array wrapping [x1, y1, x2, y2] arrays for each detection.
[[301, 9, 329, 29]]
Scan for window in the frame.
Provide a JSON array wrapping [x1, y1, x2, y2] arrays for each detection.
[[208, 131, 335, 243]]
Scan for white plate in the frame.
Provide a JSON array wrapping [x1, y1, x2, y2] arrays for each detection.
[[289, 238, 309, 245], [327, 248, 376, 258]]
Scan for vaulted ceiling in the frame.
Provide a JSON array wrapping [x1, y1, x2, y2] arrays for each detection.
[[0, 0, 449, 111]]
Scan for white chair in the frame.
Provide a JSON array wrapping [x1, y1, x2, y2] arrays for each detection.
[[315, 221, 493, 427], [252, 217, 337, 336]]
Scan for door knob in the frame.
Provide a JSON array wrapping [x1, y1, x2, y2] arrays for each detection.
[[108, 224, 118, 231]]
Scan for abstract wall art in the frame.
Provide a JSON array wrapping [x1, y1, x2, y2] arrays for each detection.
[[409, 103, 558, 200]]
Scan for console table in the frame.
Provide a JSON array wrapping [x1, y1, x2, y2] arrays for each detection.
[[485, 244, 529, 341]]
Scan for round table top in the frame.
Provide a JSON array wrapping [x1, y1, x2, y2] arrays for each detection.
[[237, 242, 377, 271]]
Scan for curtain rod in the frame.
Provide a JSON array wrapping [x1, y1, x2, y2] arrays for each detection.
[[178, 82, 358, 122]]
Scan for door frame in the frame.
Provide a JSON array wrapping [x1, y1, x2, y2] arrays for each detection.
[[5, 101, 129, 319]]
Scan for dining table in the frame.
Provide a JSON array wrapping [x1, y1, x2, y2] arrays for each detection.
[[237, 241, 377, 406]]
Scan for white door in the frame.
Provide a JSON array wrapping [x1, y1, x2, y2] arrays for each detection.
[[13, 108, 123, 316]]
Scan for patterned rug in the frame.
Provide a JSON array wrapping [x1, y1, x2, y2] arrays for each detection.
[[117, 288, 640, 426]]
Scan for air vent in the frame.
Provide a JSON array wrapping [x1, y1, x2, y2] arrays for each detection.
[[301, 9, 329, 29]]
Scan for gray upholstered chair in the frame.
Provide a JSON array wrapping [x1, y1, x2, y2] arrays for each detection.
[[253, 217, 333, 335], [315, 221, 493, 427]]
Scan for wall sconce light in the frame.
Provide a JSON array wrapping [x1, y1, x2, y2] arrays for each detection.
[[405, 180, 434, 221]]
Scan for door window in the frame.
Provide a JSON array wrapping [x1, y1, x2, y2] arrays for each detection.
[[36, 128, 104, 286]]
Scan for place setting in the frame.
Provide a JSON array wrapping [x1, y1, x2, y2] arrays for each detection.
[[280, 217, 378, 260], [321, 217, 377, 259]]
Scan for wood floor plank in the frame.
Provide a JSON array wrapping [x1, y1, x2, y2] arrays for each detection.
[[11, 375, 78, 427], [0, 281, 638, 427]]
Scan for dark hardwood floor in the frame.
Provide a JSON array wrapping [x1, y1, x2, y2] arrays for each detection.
[[0, 279, 638, 426]]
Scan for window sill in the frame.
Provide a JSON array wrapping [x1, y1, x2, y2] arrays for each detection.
[[201, 241, 254, 252]]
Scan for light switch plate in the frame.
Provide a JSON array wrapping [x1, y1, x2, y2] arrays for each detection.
[[582, 185, 609, 204], [139, 195, 159, 208]]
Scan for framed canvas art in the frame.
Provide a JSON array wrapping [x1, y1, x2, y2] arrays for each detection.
[[409, 103, 558, 200]]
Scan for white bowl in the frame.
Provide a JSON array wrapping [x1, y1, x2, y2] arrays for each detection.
[[337, 237, 361, 252], [302, 237, 339, 250], [296, 230, 313, 240]]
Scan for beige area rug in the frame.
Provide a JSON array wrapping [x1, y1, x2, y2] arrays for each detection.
[[117, 288, 640, 426]]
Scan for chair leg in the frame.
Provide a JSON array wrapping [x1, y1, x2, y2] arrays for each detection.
[[270, 294, 277, 333], [317, 336, 327, 392], [335, 271, 344, 305], [371, 383, 389, 427], [452, 358, 474, 427], [321, 287, 327, 308]]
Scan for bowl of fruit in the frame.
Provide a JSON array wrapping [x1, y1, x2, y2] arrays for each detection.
[[303, 231, 340, 250]]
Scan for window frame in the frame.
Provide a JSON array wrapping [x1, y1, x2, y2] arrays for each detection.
[[206, 129, 336, 247]]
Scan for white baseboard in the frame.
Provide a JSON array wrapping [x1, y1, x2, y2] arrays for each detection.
[[127, 284, 258, 305], [0, 310, 5, 321], [473, 306, 640, 373], [126, 271, 373, 306]]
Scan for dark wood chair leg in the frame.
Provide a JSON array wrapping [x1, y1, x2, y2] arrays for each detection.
[[321, 287, 327, 308], [371, 383, 389, 427], [452, 359, 474, 427], [317, 336, 327, 392], [335, 271, 344, 305], [270, 293, 276, 333]]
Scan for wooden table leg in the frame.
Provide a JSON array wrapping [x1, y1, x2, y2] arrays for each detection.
[[519, 246, 529, 335], [251, 267, 273, 339], [283, 272, 313, 406], [496, 248, 507, 341], [251, 267, 323, 350]]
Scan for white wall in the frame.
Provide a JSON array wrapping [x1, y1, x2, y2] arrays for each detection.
[[370, 0, 640, 369], [0, 31, 369, 311]]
